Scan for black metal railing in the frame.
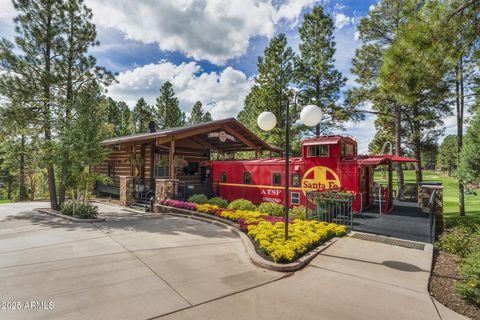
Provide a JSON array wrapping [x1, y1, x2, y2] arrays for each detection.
[[306, 191, 354, 230], [429, 190, 437, 244]]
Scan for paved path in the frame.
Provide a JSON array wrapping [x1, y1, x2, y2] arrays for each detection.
[[0, 202, 464, 320]]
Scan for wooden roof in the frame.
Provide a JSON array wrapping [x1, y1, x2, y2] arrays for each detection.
[[101, 118, 282, 153]]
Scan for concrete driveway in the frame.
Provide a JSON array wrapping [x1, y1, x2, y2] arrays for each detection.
[[0, 202, 462, 320]]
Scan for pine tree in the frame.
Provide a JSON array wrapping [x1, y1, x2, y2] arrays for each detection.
[[132, 98, 154, 133], [57, 0, 114, 205], [238, 34, 298, 153], [155, 81, 186, 129], [203, 111, 213, 122], [437, 135, 458, 176], [0, 0, 65, 209], [458, 111, 480, 187], [189, 101, 205, 125], [348, 0, 418, 197], [294, 6, 347, 135]]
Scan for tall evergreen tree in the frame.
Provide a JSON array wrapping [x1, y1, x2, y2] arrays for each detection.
[[132, 98, 154, 133], [57, 0, 113, 205], [155, 81, 186, 129], [437, 135, 458, 176], [238, 34, 297, 152], [294, 6, 348, 135], [0, 0, 65, 209], [348, 0, 418, 197], [189, 101, 206, 125], [105, 98, 132, 137]]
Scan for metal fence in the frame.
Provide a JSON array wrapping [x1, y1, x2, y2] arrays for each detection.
[[306, 191, 354, 230], [429, 190, 437, 244]]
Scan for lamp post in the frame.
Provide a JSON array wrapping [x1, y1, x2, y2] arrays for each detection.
[[257, 90, 322, 240]]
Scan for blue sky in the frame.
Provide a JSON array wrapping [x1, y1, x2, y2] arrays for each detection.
[[3, 0, 456, 153]]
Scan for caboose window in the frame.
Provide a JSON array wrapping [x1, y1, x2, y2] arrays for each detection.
[[291, 174, 300, 187], [243, 171, 251, 184], [272, 173, 281, 186], [220, 171, 227, 183], [307, 145, 329, 157], [291, 192, 300, 205]]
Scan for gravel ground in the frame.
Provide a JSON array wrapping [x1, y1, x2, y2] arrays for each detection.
[[429, 250, 480, 320]]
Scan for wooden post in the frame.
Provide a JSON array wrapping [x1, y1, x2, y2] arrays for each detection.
[[169, 138, 175, 179]]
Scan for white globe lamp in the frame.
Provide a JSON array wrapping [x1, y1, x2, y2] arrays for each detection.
[[257, 111, 277, 131], [300, 104, 323, 127]]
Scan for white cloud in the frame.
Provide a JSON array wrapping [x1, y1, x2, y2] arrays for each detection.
[[107, 61, 253, 119], [334, 13, 353, 29], [86, 0, 316, 65]]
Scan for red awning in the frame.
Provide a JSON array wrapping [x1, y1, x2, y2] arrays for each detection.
[[357, 156, 389, 166], [389, 155, 418, 163]]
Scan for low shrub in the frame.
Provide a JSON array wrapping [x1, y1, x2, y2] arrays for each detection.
[[196, 203, 219, 214], [247, 220, 347, 263], [438, 226, 480, 258], [289, 206, 306, 220], [61, 201, 98, 219], [227, 198, 256, 211], [161, 199, 197, 211], [207, 197, 229, 208], [456, 251, 480, 306], [258, 202, 284, 216], [187, 194, 208, 204]]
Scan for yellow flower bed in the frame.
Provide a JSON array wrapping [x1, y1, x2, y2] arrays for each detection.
[[196, 204, 218, 213], [219, 209, 266, 222], [247, 220, 347, 263]]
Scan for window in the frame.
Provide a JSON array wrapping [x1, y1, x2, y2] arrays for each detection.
[[107, 161, 115, 177], [153, 154, 169, 178], [342, 143, 355, 157], [272, 173, 281, 186], [307, 145, 329, 157], [291, 174, 300, 187], [243, 171, 251, 184], [291, 192, 300, 205], [220, 171, 227, 183]]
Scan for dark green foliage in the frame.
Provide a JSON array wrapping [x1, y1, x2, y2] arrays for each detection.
[[456, 251, 480, 305], [437, 135, 459, 176], [155, 81, 186, 129], [438, 226, 480, 258], [294, 6, 351, 135], [458, 112, 480, 186], [105, 98, 132, 137], [289, 206, 306, 220], [132, 98, 154, 133], [258, 202, 284, 216], [61, 201, 98, 219], [227, 199, 256, 211], [238, 34, 299, 154], [189, 101, 212, 125], [187, 194, 208, 204], [207, 197, 229, 208]]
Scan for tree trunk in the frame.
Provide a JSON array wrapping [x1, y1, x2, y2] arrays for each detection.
[[59, 6, 75, 207], [394, 104, 404, 199], [7, 177, 13, 200], [29, 173, 36, 201], [412, 105, 423, 183], [18, 134, 27, 201], [456, 58, 465, 217], [44, 4, 58, 210]]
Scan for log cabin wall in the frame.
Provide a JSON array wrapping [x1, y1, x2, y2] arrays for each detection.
[[94, 148, 132, 177]]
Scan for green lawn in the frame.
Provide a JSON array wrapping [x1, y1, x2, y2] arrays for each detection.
[[0, 199, 12, 204], [375, 170, 480, 225]]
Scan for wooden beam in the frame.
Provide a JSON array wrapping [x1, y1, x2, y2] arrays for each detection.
[[221, 124, 260, 152], [156, 124, 223, 145], [190, 136, 216, 150], [169, 138, 175, 179]]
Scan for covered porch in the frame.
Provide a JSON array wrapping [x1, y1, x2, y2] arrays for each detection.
[[93, 118, 281, 208]]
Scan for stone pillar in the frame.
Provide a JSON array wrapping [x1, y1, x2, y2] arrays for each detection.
[[421, 185, 444, 238], [155, 179, 179, 203], [119, 176, 134, 206]]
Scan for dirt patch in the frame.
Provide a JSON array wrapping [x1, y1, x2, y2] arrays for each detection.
[[429, 249, 480, 320]]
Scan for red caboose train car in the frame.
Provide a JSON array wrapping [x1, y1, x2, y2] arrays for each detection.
[[206, 135, 398, 213]]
